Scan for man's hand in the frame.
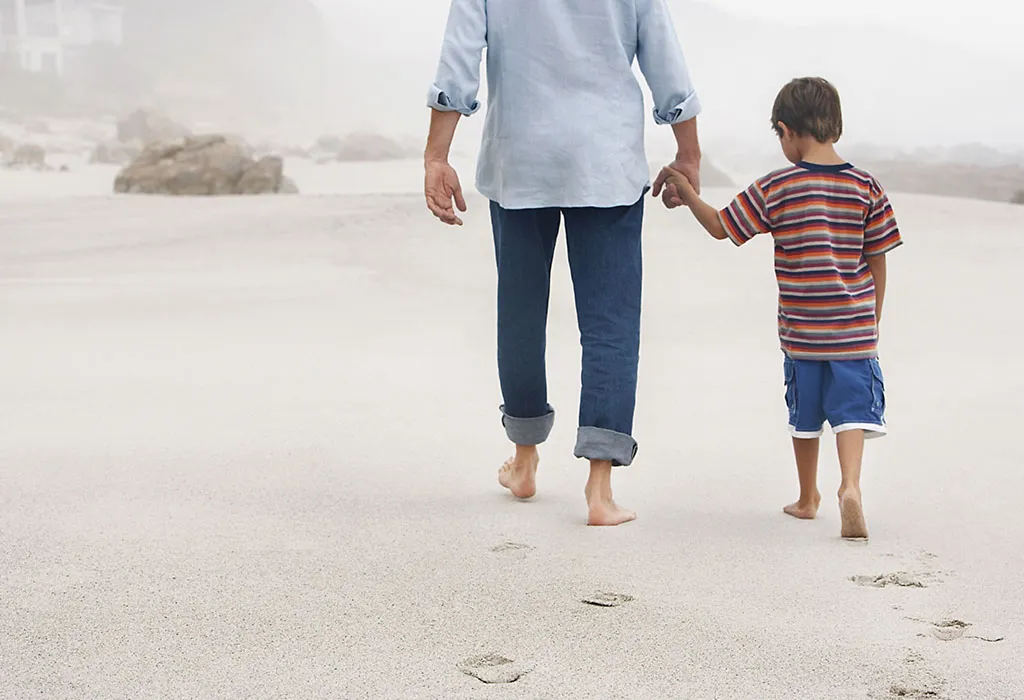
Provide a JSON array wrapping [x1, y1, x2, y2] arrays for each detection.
[[655, 165, 698, 206], [653, 155, 701, 209], [424, 159, 467, 226]]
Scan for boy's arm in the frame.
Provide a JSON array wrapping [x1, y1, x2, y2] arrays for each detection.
[[863, 181, 903, 324], [677, 180, 727, 239], [661, 167, 769, 244], [865, 254, 887, 323]]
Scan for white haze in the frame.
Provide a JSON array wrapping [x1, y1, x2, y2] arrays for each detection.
[[320, 0, 1024, 156]]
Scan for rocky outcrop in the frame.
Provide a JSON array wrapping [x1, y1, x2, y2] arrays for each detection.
[[313, 132, 416, 163], [117, 109, 191, 145], [235, 155, 284, 194], [114, 135, 297, 196], [701, 159, 734, 188], [859, 160, 1024, 204], [91, 141, 142, 165], [1012, 190, 1024, 205], [648, 157, 735, 189], [5, 144, 47, 170]]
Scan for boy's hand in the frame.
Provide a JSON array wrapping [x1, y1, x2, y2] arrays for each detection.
[[653, 158, 700, 209], [656, 166, 698, 205]]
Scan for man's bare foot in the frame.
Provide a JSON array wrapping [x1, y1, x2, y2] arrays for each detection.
[[587, 497, 637, 527], [498, 447, 539, 499], [584, 473, 636, 527], [839, 488, 869, 540], [783, 492, 822, 520]]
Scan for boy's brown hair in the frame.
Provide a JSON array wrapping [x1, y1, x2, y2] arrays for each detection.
[[771, 77, 843, 143]]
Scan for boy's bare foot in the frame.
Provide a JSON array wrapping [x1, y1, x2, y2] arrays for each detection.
[[783, 492, 822, 520], [839, 488, 869, 540], [584, 464, 636, 527], [498, 447, 539, 499]]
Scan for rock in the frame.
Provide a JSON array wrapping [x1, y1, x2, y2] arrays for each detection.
[[114, 135, 296, 196], [312, 132, 415, 162], [7, 144, 47, 170], [25, 120, 51, 134], [91, 141, 141, 165], [117, 109, 190, 145], [313, 134, 345, 154], [115, 135, 254, 195], [1011, 190, 1024, 205], [278, 176, 299, 195], [701, 159, 734, 188], [236, 155, 284, 195], [336, 132, 414, 162]]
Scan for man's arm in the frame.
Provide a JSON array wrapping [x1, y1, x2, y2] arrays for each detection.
[[637, 0, 702, 202], [424, 0, 486, 226], [653, 118, 702, 207], [865, 254, 887, 323], [424, 110, 466, 225]]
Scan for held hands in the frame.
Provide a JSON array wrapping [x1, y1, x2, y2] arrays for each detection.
[[652, 164, 699, 208], [424, 159, 467, 226]]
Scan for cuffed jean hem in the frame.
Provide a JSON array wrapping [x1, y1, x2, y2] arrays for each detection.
[[500, 405, 555, 446], [574, 427, 638, 467]]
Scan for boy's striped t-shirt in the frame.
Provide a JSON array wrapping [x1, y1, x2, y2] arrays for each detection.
[[718, 162, 903, 361]]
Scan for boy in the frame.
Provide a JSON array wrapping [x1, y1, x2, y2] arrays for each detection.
[[655, 77, 902, 539]]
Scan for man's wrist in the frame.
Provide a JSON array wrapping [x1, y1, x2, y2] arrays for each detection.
[[674, 148, 701, 164], [424, 156, 450, 168]]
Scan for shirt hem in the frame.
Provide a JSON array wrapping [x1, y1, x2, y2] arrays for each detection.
[[782, 348, 880, 361], [478, 184, 650, 211]]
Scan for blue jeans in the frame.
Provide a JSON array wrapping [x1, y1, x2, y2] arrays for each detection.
[[490, 197, 643, 467]]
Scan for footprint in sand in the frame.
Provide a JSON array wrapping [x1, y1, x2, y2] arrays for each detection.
[[887, 685, 942, 699], [851, 572, 929, 589], [905, 617, 1005, 643], [582, 592, 634, 607], [490, 541, 534, 554], [458, 653, 534, 684]]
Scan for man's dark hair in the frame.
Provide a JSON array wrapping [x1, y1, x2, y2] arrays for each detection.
[[771, 77, 843, 143]]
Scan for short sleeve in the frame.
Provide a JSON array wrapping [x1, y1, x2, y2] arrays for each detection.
[[718, 179, 771, 246], [864, 183, 903, 257]]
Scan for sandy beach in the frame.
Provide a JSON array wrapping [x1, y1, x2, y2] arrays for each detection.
[[1, 164, 1022, 699]]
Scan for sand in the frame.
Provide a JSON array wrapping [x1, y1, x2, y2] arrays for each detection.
[[1, 164, 1022, 699]]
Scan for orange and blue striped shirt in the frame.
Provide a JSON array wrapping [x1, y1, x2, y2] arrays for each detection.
[[719, 162, 903, 360]]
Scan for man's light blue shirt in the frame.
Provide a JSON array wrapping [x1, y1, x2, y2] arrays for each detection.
[[429, 0, 701, 210]]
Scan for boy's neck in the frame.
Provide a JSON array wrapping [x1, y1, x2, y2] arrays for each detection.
[[798, 140, 846, 166]]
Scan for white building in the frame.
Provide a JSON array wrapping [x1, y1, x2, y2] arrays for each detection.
[[0, 0, 123, 76]]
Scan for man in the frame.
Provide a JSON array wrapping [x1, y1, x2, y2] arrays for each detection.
[[424, 0, 701, 526]]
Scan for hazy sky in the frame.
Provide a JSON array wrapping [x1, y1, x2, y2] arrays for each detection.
[[712, 0, 1023, 58], [321, 0, 1024, 151]]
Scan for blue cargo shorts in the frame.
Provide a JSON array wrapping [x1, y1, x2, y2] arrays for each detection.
[[783, 357, 887, 439]]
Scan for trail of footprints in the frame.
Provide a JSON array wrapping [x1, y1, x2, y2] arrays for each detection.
[[468, 543, 1005, 691], [852, 551, 1006, 699], [463, 539, 637, 684]]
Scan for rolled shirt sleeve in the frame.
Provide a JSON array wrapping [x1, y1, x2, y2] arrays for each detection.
[[428, 0, 487, 116], [636, 0, 701, 125]]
